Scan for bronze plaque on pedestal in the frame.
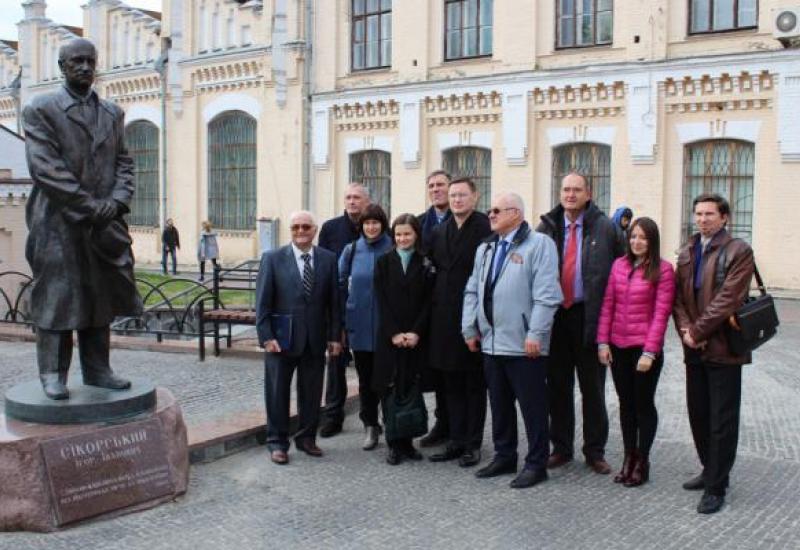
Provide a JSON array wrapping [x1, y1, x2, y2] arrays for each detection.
[[40, 418, 174, 526]]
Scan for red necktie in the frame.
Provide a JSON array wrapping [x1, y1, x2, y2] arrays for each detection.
[[561, 222, 577, 309]]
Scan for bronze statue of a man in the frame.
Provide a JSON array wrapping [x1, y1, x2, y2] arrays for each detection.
[[23, 38, 143, 400]]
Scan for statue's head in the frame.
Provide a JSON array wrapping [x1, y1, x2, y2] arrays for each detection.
[[58, 38, 97, 93]]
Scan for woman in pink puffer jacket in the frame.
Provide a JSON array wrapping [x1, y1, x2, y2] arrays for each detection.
[[597, 217, 675, 487]]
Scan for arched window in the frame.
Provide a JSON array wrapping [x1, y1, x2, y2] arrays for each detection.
[[551, 143, 611, 215], [208, 111, 257, 230], [442, 146, 492, 212], [125, 120, 159, 226], [350, 150, 391, 215], [683, 139, 754, 242]]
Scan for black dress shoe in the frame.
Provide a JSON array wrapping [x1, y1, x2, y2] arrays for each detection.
[[402, 443, 423, 461], [429, 446, 464, 462], [319, 422, 343, 438], [510, 468, 548, 489], [682, 474, 705, 491], [419, 422, 449, 447], [458, 449, 481, 468], [386, 448, 403, 466], [697, 493, 725, 514], [475, 459, 517, 478]]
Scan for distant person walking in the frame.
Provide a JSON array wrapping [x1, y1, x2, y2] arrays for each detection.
[[198, 220, 219, 282], [162, 218, 180, 275], [596, 217, 675, 487]]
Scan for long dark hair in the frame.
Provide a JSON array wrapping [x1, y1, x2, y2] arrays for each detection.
[[390, 213, 422, 250], [626, 217, 661, 283]]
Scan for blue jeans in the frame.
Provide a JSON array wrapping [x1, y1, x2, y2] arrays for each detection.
[[161, 246, 177, 274]]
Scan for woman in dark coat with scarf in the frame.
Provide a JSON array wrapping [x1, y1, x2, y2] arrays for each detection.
[[373, 214, 434, 465]]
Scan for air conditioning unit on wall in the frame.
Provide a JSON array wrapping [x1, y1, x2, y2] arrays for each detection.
[[774, 7, 800, 47]]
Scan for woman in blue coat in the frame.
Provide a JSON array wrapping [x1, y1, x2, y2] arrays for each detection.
[[339, 204, 393, 451]]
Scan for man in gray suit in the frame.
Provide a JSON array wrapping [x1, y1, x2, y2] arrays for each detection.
[[256, 211, 342, 464]]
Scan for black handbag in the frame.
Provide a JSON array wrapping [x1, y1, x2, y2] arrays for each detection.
[[382, 383, 428, 441], [715, 243, 779, 355]]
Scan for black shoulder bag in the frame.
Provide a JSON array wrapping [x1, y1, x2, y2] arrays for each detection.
[[715, 241, 780, 355]]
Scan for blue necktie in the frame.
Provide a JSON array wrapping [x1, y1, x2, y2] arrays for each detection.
[[493, 240, 509, 283]]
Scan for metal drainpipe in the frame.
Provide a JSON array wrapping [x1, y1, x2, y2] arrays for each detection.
[[155, 42, 170, 230], [302, 0, 314, 211]]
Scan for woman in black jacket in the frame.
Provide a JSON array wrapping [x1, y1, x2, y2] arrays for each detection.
[[373, 213, 434, 465]]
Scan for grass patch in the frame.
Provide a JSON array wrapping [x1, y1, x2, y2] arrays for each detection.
[[135, 272, 254, 308]]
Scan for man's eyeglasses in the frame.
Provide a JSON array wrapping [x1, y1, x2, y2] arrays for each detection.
[[486, 207, 518, 216], [290, 224, 314, 232]]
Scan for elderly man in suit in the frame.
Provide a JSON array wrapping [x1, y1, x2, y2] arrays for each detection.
[[463, 192, 563, 489], [256, 211, 342, 465], [23, 38, 142, 400]]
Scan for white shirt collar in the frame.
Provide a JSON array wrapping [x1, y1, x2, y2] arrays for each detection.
[[291, 243, 314, 260]]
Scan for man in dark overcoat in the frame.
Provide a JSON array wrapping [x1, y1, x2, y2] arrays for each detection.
[[417, 169, 453, 447], [23, 38, 142, 400], [317, 182, 369, 437], [427, 177, 491, 466]]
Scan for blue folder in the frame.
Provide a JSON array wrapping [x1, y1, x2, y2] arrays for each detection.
[[270, 313, 293, 350]]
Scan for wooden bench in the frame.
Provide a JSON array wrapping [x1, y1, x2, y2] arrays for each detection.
[[198, 262, 259, 361]]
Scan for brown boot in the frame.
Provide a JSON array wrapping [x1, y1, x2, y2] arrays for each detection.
[[614, 449, 636, 484], [624, 451, 650, 487]]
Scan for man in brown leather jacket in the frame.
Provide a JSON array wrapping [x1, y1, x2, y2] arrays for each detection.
[[673, 193, 754, 515]]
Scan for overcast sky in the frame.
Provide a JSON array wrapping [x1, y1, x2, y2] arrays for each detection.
[[1, 0, 163, 41]]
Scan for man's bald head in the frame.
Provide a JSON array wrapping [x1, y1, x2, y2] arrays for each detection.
[[58, 38, 96, 62], [58, 38, 97, 93]]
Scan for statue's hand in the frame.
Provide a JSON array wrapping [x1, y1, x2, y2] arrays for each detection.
[[93, 199, 119, 224]]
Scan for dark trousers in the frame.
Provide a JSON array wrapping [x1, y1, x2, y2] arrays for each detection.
[[483, 354, 549, 471], [321, 347, 351, 426], [443, 369, 486, 450], [37, 325, 112, 380], [161, 246, 177, 275], [199, 258, 218, 280], [425, 368, 450, 434], [264, 347, 325, 451], [547, 304, 609, 461], [609, 346, 663, 455], [686, 361, 742, 496], [353, 351, 381, 428]]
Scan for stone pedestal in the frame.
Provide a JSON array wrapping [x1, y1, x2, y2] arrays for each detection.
[[0, 388, 189, 532]]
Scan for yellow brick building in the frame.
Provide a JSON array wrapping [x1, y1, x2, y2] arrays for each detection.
[[1, 0, 799, 288]]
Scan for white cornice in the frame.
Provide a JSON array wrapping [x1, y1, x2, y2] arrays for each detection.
[[179, 45, 270, 67], [312, 49, 800, 106]]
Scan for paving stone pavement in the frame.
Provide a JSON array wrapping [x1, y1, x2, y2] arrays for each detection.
[[2, 300, 800, 549]]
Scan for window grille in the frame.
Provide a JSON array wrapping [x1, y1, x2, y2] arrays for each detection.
[[125, 120, 159, 227], [208, 111, 257, 231]]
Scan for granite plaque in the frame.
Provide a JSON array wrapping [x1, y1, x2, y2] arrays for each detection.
[[40, 418, 174, 526]]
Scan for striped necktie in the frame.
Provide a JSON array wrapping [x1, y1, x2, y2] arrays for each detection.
[[301, 253, 313, 298]]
